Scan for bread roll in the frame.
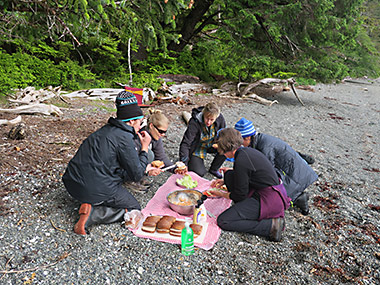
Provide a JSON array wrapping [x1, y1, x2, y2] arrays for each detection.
[[175, 161, 186, 171], [190, 223, 203, 237], [169, 221, 185, 236], [171, 220, 185, 230], [141, 215, 162, 233], [156, 216, 176, 233], [142, 225, 156, 233], [143, 215, 162, 226], [151, 160, 164, 168]]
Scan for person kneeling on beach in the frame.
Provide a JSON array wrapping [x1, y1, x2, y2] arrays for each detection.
[[127, 109, 188, 192], [62, 91, 157, 235], [179, 102, 226, 178], [234, 118, 318, 215], [210, 128, 291, 242]]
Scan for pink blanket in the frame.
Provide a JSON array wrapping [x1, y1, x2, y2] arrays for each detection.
[[131, 172, 231, 250]]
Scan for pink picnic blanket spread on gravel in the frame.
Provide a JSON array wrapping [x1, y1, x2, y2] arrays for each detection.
[[131, 172, 231, 250]]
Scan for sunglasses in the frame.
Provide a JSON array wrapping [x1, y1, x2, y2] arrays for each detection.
[[153, 124, 167, 134]]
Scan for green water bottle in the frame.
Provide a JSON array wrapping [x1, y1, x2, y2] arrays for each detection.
[[181, 221, 194, 256]]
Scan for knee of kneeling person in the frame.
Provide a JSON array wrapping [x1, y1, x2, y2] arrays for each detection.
[[217, 214, 229, 229], [188, 167, 207, 177], [127, 204, 141, 212]]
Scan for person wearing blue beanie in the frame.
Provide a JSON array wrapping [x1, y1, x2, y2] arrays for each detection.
[[234, 118, 317, 215], [234, 117, 256, 138]]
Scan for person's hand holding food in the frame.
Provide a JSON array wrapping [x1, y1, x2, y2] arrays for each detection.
[[147, 160, 164, 176], [174, 161, 188, 175], [211, 179, 224, 188], [208, 188, 230, 199]]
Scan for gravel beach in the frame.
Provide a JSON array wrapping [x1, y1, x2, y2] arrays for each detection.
[[1, 79, 379, 284]]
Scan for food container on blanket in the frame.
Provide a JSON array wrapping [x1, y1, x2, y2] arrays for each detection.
[[167, 189, 203, 215]]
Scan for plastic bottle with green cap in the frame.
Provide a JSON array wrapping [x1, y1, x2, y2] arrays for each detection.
[[181, 219, 194, 256]]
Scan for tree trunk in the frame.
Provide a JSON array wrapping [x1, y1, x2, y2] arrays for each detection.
[[168, 0, 214, 52]]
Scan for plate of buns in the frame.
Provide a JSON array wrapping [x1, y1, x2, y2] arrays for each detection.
[[139, 215, 205, 240]]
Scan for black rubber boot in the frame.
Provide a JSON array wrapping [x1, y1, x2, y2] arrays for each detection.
[[294, 192, 310, 215], [298, 152, 315, 165], [268, 217, 285, 242]]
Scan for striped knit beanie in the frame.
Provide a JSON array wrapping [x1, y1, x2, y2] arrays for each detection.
[[234, 118, 256, 138], [116, 91, 143, 122]]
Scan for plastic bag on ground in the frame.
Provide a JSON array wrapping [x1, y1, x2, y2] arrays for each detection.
[[124, 210, 144, 229]]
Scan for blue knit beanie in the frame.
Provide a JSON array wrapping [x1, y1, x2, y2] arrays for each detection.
[[234, 118, 256, 138]]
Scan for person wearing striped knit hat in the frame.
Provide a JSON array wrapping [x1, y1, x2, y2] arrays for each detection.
[[62, 91, 158, 235], [233, 117, 318, 215]]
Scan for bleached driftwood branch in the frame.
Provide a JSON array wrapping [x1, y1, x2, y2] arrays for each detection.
[[1, 86, 65, 117], [244, 94, 279, 106], [182, 111, 191, 125], [0, 104, 63, 116], [212, 87, 279, 106], [0, 115, 22, 126], [62, 88, 124, 100], [237, 78, 304, 106]]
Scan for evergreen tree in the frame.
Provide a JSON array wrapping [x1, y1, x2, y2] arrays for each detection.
[[0, 0, 379, 94]]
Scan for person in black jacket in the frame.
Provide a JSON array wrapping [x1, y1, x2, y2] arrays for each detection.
[[234, 117, 318, 215], [210, 128, 291, 242], [62, 91, 155, 235], [179, 103, 226, 178]]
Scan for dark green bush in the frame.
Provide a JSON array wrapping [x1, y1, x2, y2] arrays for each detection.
[[0, 49, 100, 96]]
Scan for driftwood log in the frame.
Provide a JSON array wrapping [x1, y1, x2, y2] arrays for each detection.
[[238, 78, 304, 106], [0, 115, 22, 126], [342, 78, 373, 85], [157, 74, 201, 84], [62, 88, 124, 100], [211, 91, 279, 106], [182, 111, 191, 125], [1, 87, 65, 117], [243, 94, 278, 106], [0, 103, 63, 116]]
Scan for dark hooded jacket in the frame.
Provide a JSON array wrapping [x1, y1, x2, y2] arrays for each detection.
[[62, 117, 149, 204], [179, 106, 226, 164], [250, 133, 318, 201]]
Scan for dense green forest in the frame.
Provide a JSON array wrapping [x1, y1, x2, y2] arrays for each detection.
[[0, 0, 379, 96]]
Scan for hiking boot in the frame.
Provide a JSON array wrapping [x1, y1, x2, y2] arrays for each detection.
[[298, 152, 315, 165], [124, 181, 149, 193], [294, 192, 310, 215], [74, 203, 92, 235], [268, 217, 285, 242], [209, 169, 223, 179]]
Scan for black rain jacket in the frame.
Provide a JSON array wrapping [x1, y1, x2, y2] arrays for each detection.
[[251, 133, 318, 200], [62, 117, 149, 204]]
